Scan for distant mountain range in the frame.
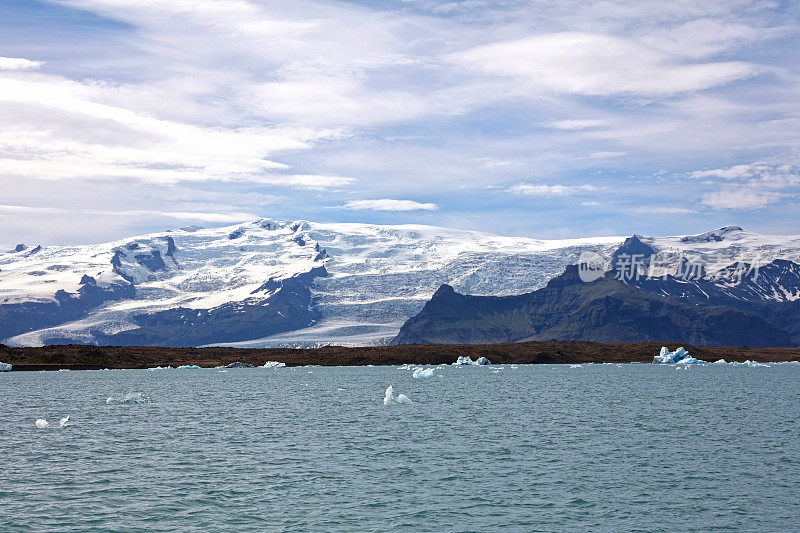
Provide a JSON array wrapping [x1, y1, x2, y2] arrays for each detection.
[[393, 230, 800, 347], [2, 221, 799, 347]]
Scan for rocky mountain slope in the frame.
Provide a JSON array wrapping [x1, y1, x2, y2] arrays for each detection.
[[392, 228, 800, 347]]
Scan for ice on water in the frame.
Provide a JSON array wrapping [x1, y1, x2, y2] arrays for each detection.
[[383, 385, 412, 405], [35, 419, 49, 428], [0, 362, 11, 372], [412, 367, 436, 379], [653, 347, 706, 365], [262, 361, 286, 368], [453, 356, 491, 366]]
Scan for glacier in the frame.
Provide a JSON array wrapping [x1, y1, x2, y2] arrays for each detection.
[[3, 220, 800, 347]]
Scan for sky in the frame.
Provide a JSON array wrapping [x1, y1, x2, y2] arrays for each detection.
[[1, 0, 799, 245]]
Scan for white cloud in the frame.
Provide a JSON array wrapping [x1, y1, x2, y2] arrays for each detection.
[[339, 199, 439, 211], [255, 174, 355, 190], [0, 57, 44, 71], [695, 161, 799, 210], [453, 32, 755, 96], [634, 206, 696, 215], [507, 183, 597, 196], [0, 204, 255, 222], [701, 189, 785, 210], [548, 119, 605, 130]]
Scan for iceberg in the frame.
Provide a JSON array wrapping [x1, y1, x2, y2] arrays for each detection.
[[35, 419, 49, 428], [225, 362, 255, 368], [0, 362, 12, 372], [262, 361, 286, 368], [177, 364, 201, 369], [453, 356, 492, 366], [383, 385, 413, 405], [412, 367, 436, 379], [59, 416, 70, 427], [653, 346, 706, 365]]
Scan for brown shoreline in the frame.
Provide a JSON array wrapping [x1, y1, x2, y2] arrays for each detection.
[[1, 341, 799, 370]]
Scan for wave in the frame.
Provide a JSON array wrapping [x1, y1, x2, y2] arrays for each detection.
[[106, 392, 150, 405]]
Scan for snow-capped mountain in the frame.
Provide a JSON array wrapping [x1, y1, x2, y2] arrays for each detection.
[[2, 220, 799, 347], [0, 219, 622, 347]]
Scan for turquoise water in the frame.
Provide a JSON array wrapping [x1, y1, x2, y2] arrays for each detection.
[[2, 363, 799, 531]]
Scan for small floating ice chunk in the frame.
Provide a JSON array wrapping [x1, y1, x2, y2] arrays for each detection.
[[569, 364, 583, 369], [225, 362, 255, 368], [0, 362, 12, 372], [412, 367, 436, 379], [653, 347, 705, 365], [741, 360, 770, 367], [106, 392, 150, 405], [475, 356, 491, 365], [177, 364, 201, 369], [59, 416, 70, 427], [262, 361, 286, 368], [148, 366, 172, 371], [396, 394, 412, 404], [383, 385, 413, 405], [35, 419, 49, 428]]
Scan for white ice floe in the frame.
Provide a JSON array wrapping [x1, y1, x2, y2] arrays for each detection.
[[147, 366, 172, 371], [740, 360, 771, 367], [35, 419, 49, 428], [453, 356, 492, 366], [176, 364, 201, 369], [262, 361, 286, 368], [59, 416, 70, 427], [654, 347, 706, 365], [106, 392, 150, 405], [383, 385, 413, 405], [412, 367, 436, 379], [714, 358, 770, 367], [569, 364, 583, 368], [0, 362, 12, 372]]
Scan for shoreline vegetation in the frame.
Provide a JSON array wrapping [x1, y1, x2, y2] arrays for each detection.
[[2, 341, 799, 371]]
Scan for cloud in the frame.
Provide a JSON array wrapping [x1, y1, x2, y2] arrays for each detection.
[[339, 199, 439, 211], [548, 119, 605, 130], [634, 206, 696, 215], [507, 183, 597, 196], [453, 32, 756, 96], [701, 189, 785, 210], [695, 161, 799, 210], [0, 204, 255, 222], [0, 57, 44, 70], [256, 174, 355, 190]]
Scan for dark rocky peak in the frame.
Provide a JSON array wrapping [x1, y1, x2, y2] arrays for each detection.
[[29, 245, 42, 254], [164, 236, 177, 258], [126, 242, 140, 250], [611, 235, 656, 274], [12, 244, 26, 253], [293, 235, 306, 246], [134, 250, 166, 271], [228, 228, 245, 240], [79, 275, 97, 286]]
